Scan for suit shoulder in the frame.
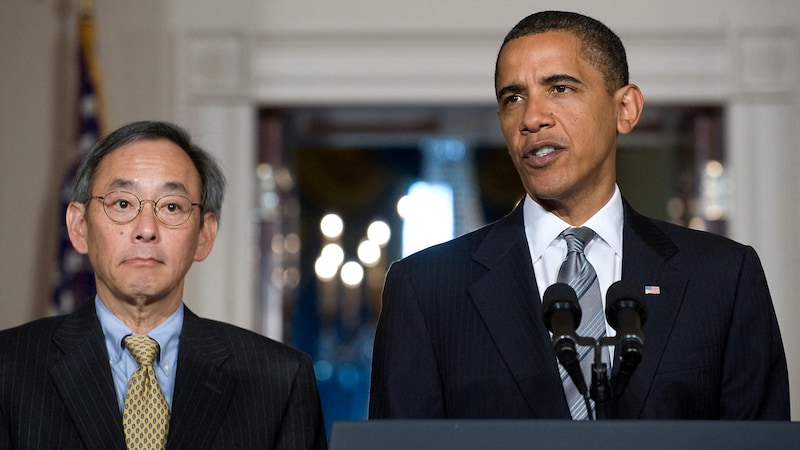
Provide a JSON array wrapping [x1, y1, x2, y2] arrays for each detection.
[[0, 315, 65, 344], [0, 315, 69, 366], [625, 201, 750, 251], [633, 214, 763, 270], [650, 217, 750, 251], [393, 216, 505, 268], [190, 317, 312, 364]]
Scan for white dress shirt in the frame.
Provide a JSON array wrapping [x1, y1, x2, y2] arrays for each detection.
[[522, 185, 624, 339]]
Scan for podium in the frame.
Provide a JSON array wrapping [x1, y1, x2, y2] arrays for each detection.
[[329, 420, 800, 450]]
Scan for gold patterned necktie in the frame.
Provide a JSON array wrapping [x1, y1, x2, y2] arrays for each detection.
[[122, 335, 170, 450]]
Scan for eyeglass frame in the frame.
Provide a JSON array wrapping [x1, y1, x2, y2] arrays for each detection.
[[89, 190, 201, 227]]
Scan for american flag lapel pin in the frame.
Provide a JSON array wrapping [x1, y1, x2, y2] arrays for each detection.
[[644, 285, 661, 295]]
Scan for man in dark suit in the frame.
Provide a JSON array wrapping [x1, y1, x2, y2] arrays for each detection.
[[369, 11, 789, 420], [0, 121, 327, 448]]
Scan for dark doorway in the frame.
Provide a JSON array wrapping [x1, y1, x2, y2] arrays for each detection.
[[256, 104, 724, 430]]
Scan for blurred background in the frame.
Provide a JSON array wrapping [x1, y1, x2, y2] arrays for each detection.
[[2, 0, 799, 429]]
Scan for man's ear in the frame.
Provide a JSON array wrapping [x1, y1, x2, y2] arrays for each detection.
[[65, 202, 89, 255], [194, 212, 218, 262], [616, 84, 644, 135]]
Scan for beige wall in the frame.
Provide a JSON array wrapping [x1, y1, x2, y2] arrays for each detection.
[[2, 0, 799, 417], [1, 1, 173, 326]]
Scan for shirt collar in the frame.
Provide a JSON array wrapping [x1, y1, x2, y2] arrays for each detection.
[[96, 296, 183, 366], [583, 186, 624, 256], [523, 185, 624, 259]]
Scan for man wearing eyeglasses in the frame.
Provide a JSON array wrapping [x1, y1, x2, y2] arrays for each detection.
[[0, 121, 327, 449]]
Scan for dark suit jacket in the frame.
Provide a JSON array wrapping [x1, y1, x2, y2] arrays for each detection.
[[0, 303, 327, 449], [369, 199, 789, 420]]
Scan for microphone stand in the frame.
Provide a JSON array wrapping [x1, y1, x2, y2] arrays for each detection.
[[590, 336, 617, 420], [569, 334, 609, 420]]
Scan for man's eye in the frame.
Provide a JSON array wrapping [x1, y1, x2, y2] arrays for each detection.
[[553, 85, 570, 93], [502, 94, 522, 105], [116, 200, 130, 209]]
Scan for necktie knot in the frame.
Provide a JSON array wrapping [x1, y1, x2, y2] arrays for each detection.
[[561, 227, 595, 254], [557, 227, 597, 293], [123, 335, 160, 367]]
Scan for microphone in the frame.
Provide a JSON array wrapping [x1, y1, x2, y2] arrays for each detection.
[[605, 280, 647, 396], [542, 283, 587, 395]]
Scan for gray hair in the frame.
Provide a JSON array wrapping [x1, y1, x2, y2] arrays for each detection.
[[72, 120, 226, 224]]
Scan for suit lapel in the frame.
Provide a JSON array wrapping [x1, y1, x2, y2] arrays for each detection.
[[167, 307, 236, 450], [49, 303, 126, 450], [468, 202, 571, 418], [619, 202, 687, 417], [466, 200, 690, 419]]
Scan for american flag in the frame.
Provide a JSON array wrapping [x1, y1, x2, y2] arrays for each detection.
[[52, 5, 106, 314], [644, 285, 661, 295]]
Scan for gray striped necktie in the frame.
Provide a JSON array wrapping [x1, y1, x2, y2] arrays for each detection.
[[556, 227, 608, 420]]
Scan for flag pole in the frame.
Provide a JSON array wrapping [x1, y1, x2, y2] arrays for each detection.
[[79, 0, 92, 16], [77, 0, 106, 137]]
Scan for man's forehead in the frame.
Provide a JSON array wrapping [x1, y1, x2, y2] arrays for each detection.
[[92, 141, 201, 194], [496, 35, 604, 89], [102, 177, 191, 194]]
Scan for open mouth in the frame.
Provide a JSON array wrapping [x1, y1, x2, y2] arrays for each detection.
[[532, 146, 557, 157]]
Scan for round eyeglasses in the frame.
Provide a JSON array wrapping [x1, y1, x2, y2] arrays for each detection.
[[91, 191, 200, 227]]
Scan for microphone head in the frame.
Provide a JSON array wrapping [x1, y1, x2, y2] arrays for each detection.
[[605, 280, 647, 330], [542, 283, 581, 332]]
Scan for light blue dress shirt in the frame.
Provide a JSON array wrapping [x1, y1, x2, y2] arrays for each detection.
[[95, 296, 182, 412]]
